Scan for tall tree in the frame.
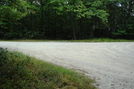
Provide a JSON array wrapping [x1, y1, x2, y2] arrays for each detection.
[[0, 0, 30, 39], [106, 0, 134, 38]]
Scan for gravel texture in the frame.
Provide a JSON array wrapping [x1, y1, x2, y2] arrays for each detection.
[[0, 41, 134, 89]]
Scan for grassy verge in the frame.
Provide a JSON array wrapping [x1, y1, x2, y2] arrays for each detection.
[[0, 38, 134, 42], [69, 38, 134, 42], [0, 48, 96, 89]]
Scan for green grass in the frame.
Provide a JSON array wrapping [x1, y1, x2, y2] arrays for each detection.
[[0, 38, 134, 42], [0, 48, 96, 89], [70, 38, 134, 42]]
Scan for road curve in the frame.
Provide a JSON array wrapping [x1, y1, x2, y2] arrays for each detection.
[[0, 41, 134, 89]]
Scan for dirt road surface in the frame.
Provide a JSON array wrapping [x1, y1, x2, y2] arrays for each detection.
[[0, 42, 134, 89]]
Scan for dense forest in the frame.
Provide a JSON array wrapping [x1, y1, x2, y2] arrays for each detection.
[[0, 0, 134, 40]]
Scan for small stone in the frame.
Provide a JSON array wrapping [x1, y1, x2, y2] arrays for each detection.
[[96, 84, 100, 86], [111, 84, 115, 86], [105, 74, 106, 76], [97, 78, 100, 80]]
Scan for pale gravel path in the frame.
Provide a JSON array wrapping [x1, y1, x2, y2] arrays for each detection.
[[0, 41, 134, 89]]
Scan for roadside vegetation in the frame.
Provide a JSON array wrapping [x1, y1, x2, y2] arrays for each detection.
[[0, 48, 95, 89], [0, 38, 134, 42], [68, 38, 134, 42]]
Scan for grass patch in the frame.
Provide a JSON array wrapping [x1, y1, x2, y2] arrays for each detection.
[[0, 48, 96, 89], [0, 38, 134, 42], [69, 38, 134, 42]]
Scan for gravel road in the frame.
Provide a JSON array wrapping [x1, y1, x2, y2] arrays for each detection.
[[0, 41, 134, 89]]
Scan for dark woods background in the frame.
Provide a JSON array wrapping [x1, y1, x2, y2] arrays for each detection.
[[0, 0, 134, 40]]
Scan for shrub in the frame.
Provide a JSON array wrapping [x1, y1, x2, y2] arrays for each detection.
[[0, 48, 38, 89]]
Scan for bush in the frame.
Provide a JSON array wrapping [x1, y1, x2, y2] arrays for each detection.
[[0, 48, 8, 67], [0, 48, 39, 89]]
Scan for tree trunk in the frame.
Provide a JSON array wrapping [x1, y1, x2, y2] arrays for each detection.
[[40, 0, 45, 38], [90, 25, 95, 39]]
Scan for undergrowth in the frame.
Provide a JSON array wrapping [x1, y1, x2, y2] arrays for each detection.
[[0, 38, 134, 42], [0, 48, 96, 89]]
